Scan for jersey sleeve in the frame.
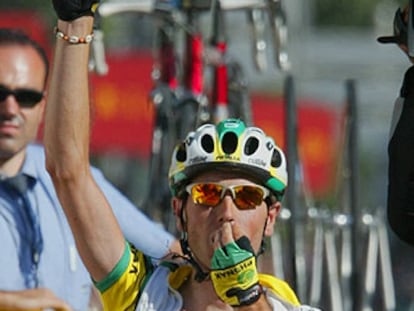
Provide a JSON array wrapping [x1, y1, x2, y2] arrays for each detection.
[[94, 241, 154, 311]]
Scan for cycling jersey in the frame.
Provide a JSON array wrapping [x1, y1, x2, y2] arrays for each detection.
[[95, 242, 320, 311]]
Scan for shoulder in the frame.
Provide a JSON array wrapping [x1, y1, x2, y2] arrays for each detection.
[[259, 274, 300, 305], [96, 242, 150, 290], [24, 144, 47, 179], [259, 274, 322, 311], [96, 243, 185, 311], [26, 143, 45, 160]]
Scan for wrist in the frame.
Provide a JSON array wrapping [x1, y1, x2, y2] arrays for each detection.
[[55, 17, 94, 45], [234, 289, 272, 311], [57, 16, 94, 36]]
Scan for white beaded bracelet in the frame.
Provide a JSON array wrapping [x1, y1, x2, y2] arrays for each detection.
[[54, 27, 94, 44]]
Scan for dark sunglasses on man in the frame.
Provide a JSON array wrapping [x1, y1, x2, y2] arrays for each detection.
[[0, 85, 44, 108]]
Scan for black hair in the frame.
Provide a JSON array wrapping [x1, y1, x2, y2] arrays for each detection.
[[0, 28, 49, 86]]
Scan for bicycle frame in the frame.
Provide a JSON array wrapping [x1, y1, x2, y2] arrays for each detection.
[[209, 0, 231, 123], [95, 0, 290, 123]]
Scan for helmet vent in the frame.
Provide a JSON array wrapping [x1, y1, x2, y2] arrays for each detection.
[[271, 149, 282, 167], [201, 134, 214, 153], [244, 137, 259, 155], [222, 132, 237, 154], [176, 143, 187, 162]]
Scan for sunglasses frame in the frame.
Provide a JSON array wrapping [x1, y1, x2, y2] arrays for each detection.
[[0, 85, 44, 108], [185, 182, 270, 210]]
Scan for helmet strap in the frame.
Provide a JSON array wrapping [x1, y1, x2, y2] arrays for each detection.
[[257, 207, 272, 256], [179, 202, 210, 282], [179, 235, 210, 282]]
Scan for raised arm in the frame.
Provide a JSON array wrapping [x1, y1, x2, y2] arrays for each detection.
[[44, 5, 125, 281]]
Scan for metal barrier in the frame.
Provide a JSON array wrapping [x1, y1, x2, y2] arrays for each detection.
[[275, 76, 396, 311]]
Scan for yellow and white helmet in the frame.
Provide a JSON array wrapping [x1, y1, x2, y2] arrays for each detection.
[[168, 118, 287, 201]]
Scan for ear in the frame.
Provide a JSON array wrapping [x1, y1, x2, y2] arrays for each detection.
[[35, 98, 47, 133], [264, 201, 281, 237], [37, 97, 46, 118], [171, 197, 184, 233]]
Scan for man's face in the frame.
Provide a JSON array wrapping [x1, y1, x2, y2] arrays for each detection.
[[174, 171, 280, 271], [0, 45, 46, 161]]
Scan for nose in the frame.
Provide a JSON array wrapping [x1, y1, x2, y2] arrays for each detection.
[[0, 95, 20, 116], [216, 193, 236, 223]]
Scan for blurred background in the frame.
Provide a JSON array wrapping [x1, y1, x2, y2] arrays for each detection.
[[1, 0, 413, 310]]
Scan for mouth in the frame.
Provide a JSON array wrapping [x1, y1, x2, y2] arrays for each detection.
[[0, 122, 19, 136], [0, 117, 21, 136]]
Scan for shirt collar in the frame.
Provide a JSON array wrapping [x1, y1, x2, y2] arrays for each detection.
[[20, 144, 41, 181]]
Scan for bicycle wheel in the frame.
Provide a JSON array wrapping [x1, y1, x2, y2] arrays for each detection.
[[152, 97, 200, 234], [175, 97, 201, 141], [142, 85, 177, 231]]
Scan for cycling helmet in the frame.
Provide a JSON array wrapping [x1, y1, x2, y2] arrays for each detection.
[[168, 118, 287, 201]]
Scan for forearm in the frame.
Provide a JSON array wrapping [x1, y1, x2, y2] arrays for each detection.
[[0, 291, 34, 311], [44, 17, 92, 179], [0, 289, 72, 311]]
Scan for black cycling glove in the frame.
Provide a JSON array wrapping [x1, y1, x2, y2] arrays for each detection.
[[52, 0, 99, 21]]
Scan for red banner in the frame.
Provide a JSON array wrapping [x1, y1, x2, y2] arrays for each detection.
[[0, 11, 51, 59]]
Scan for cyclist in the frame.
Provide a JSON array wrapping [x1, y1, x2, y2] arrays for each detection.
[[44, 0, 320, 310], [377, 4, 414, 246]]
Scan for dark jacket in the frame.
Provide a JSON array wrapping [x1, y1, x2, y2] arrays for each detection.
[[388, 65, 414, 245]]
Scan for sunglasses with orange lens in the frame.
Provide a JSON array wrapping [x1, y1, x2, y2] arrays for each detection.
[[185, 183, 269, 210]]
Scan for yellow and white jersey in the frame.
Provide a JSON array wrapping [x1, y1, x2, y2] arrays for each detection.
[[95, 241, 320, 311]]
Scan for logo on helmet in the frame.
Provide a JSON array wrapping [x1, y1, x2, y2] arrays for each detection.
[[189, 156, 208, 165], [248, 158, 267, 167], [216, 154, 241, 161], [266, 141, 274, 151], [186, 135, 195, 146]]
